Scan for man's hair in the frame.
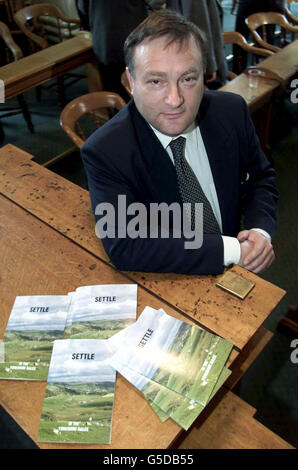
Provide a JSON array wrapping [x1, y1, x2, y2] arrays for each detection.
[[124, 9, 207, 77]]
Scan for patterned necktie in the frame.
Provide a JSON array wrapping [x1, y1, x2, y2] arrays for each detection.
[[170, 136, 220, 233]]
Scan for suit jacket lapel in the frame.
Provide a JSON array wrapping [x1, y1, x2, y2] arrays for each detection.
[[197, 93, 236, 233], [130, 102, 182, 205]]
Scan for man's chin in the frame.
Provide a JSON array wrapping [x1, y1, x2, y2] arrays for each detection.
[[155, 120, 192, 137]]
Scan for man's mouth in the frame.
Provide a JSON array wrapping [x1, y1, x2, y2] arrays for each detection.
[[162, 111, 184, 119]]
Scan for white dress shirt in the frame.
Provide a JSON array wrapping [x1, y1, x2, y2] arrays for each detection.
[[150, 123, 270, 266]]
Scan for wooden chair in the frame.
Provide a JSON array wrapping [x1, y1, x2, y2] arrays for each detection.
[[0, 20, 34, 136], [14, 3, 81, 106], [14, 3, 80, 49], [223, 31, 274, 80], [60, 91, 126, 149], [245, 12, 298, 53]]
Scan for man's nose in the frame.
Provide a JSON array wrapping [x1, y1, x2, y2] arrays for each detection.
[[165, 83, 183, 107]]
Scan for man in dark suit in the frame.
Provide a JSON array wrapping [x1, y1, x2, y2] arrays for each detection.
[[81, 10, 278, 275]]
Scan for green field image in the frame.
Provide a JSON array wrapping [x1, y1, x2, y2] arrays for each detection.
[[142, 378, 203, 430], [38, 381, 114, 444], [64, 318, 135, 340], [142, 365, 231, 429], [150, 403, 169, 422], [0, 330, 60, 380], [149, 323, 233, 407]]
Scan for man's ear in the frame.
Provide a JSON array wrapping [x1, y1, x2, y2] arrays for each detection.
[[125, 67, 134, 95]]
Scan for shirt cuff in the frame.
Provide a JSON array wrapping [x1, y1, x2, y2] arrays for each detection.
[[222, 236, 241, 266], [250, 228, 271, 242]]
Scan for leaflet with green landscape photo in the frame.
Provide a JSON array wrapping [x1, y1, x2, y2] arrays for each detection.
[[0, 295, 71, 381], [63, 284, 137, 340], [38, 339, 116, 444]]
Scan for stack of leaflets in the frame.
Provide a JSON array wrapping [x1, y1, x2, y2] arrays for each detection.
[[0, 295, 71, 381], [107, 306, 233, 430], [36, 283, 137, 445], [37, 339, 116, 445]]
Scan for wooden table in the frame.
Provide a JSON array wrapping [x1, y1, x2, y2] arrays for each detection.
[[220, 40, 298, 111], [220, 72, 279, 114], [257, 39, 298, 83], [220, 40, 298, 158], [0, 33, 97, 101], [0, 145, 292, 449]]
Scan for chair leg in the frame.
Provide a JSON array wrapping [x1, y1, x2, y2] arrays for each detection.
[[17, 94, 34, 134], [56, 76, 66, 108]]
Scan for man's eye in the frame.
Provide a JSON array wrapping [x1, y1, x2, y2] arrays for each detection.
[[183, 76, 196, 83], [150, 79, 160, 85]]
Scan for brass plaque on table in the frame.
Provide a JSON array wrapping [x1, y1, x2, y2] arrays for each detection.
[[216, 271, 255, 300]]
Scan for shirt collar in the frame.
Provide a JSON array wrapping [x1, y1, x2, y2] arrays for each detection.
[[149, 121, 198, 150]]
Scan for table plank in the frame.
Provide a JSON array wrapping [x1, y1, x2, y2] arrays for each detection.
[[177, 390, 294, 449], [220, 73, 279, 113], [0, 35, 94, 101], [0, 145, 285, 351], [258, 39, 298, 82]]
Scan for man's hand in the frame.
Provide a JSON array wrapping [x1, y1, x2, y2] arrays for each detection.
[[237, 229, 275, 274]]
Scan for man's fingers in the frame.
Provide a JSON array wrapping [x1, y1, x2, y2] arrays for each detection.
[[243, 246, 275, 273], [250, 250, 275, 274], [237, 230, 249, 242], [242, 240, 267, 265]]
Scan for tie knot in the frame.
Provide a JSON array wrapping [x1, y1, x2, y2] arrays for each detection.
[[169, 137, 186, 161]]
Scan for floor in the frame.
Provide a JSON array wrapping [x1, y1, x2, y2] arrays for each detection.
[[0, 1, 297, 449]]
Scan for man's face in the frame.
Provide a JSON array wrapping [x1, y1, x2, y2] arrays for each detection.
[[126, 35, 204, 137]]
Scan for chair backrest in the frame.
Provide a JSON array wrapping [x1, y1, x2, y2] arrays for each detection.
[[245, 12, 298, 52], [60, 91, 126, 149], [223, 31, 273, 80], [14, 3, 81, 50], [0, 21, 23, 62]]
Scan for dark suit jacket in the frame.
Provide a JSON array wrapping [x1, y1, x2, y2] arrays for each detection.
[[81, 90, 278, 275]]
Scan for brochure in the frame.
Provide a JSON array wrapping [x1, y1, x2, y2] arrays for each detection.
[[112, 356, 231, 430], [63, 284, 137, 340], [110, 306, 233, 407], [0, 295, 71, 380], [38, 339, 116, 444]]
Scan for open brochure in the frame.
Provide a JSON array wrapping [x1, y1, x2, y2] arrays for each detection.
[[0, 295, 71, 380], [38, 339, 116, 444], [0, 284, 138, 381], [63, 284, 137, 340]]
